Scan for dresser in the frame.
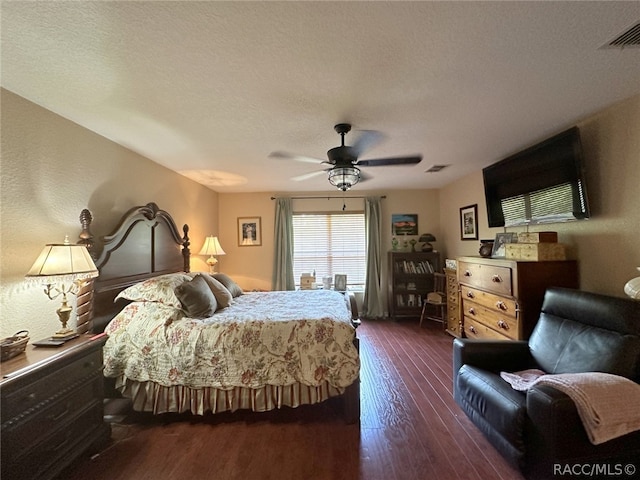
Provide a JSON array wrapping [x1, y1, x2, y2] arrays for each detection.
[[1, 335, 110, 480], [457, 256, 578, 340], [444, 267, 461, 337], [388, 251, 441, 319]]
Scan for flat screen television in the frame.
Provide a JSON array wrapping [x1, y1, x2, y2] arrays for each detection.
[[482, 127, 591, 228]]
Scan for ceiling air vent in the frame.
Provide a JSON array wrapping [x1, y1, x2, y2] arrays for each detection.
[[603, 22, 640, 48], [425, 164, 449, 173]]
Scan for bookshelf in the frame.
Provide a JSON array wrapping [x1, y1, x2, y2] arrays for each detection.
[[388, 251, 441, 319]]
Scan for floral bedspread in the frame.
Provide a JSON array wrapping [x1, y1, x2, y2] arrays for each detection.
[[103, 290, 359, 390]]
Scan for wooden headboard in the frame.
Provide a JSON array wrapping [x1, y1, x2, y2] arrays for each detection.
[[77, 202, 190, 332]]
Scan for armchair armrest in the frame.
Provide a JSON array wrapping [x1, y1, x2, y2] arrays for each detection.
[[526, 384, 594, 467], [453, 338, 532, 377]]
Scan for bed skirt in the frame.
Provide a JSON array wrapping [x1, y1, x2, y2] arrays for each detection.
[[113, 375, 346, 415]]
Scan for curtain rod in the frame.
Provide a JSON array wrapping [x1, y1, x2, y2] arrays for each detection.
[[270, 195, 386, 200]]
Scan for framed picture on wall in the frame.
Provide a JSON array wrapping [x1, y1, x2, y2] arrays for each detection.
[[460, 204, 478, 240], [238, 217, 262, 246], [391, 214, 418, 235]]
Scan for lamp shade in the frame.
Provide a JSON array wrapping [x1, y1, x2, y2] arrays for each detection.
[[198, 236, 226, 256], [624, 267, 640, 299], [419, 233, 436, 243], [26, 237, 98, 282], [328, 166, 361, 192]]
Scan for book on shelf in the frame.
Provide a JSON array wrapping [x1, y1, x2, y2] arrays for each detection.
[[396, 260, 435, 274]]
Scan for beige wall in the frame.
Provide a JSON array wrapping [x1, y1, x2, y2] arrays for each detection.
[[0, 89, 219, 339], [218, 189, 439, 314], [439, 94, 640, 297]]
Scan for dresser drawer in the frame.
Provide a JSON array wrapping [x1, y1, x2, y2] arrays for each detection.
[[461, 300, 519, 340], [463, 317, 511, 341], [2, 404, 106, 480], [460, 286, 518, 318], [1, 348, 103, 421], [458, 261, 512, 297], [2, 375, 103, 460]]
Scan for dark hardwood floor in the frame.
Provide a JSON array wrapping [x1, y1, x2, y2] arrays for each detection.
[[63, 319, 523, 480]]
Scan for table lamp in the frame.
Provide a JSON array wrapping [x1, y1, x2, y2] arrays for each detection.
[[198, 236, 226, 273], [419, 233, 436, 252], [624, 267, 640, 300], [26, 236, 99, 339]]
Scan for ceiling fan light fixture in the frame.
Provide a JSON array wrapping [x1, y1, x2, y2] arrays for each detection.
[[328, 166, 361, 191]]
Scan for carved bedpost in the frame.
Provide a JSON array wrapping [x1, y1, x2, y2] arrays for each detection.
[[78, 209, 96, 258], [182, 224, 191, 273], [77, 208, 96, 333]]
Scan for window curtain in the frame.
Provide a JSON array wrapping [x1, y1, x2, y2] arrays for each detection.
[[272, 197, 295, 291], [363, 196, 384, 318]]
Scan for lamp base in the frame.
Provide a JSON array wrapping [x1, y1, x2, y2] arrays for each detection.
[[421, 243, 434, 252]]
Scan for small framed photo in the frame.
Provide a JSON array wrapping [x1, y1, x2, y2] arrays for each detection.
[[334, 274, 347, 292], [460, 204, 478, 240], [391, 214, 418, 235], [238, 217, 262, 246], [492, 232, 517, 258]]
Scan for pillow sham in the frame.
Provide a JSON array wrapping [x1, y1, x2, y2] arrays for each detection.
[[115, 272, 192, 308], [199, 273, 233, 308], [174, 275, 218, 319], [212, 273, 243, 298]]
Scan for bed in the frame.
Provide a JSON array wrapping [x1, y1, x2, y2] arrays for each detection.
[[78, 203, 360, 423]]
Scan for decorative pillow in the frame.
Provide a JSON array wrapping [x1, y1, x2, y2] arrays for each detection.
[[174, 275, 218, 319], [115, 273, 191, 308], [212, 273, 243, 298], [199, 273, 233, 308]]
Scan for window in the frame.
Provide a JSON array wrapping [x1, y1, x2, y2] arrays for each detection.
[[292, 212, 366, 288]]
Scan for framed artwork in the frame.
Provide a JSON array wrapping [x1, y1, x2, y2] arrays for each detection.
[[492, 232, 518, 258], [238, 217, 262, 246], [460, 204, 478, 240], [391, 214, 418, 235], [334, 274, 347, 292]]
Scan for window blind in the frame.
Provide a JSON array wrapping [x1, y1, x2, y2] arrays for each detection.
[[292, 212, 366, 287]]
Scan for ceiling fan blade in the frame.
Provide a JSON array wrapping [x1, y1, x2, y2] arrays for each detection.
[[357, 155, 422, 167], [291, 170, 329, 182], [351, 130, 384, 157], [269, 151, 326, 164]]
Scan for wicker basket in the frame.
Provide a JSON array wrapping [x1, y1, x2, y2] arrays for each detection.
[[1, 330, 30, 362]]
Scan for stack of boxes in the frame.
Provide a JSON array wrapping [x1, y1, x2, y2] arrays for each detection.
[[505, 231, 566, 261], [300, 273, 316, 289]]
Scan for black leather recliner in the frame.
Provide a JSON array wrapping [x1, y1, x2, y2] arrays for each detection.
[[453, 287, 640, 480]]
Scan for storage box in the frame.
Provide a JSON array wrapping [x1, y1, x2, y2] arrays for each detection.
[[517, 232, 558, 244], [505, 243, 566, 261], [300, 274, 316, 290]]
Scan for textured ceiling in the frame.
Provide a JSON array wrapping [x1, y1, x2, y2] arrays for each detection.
[[2, 2, 640, 193]]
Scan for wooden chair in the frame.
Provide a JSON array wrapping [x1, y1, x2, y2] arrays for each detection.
[[420, 272, 447, 328]]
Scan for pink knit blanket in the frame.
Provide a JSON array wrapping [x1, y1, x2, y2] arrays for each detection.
[[500, 370, 640, 445]]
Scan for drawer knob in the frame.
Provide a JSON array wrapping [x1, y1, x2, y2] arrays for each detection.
[[496, 301, 507, 311], [491, 275, 502, 283], [466, 291, 474, 299], [469, 325, 477, 334], [497, 320, 509, 330], [468, 307, 476, 315], [464, 270, 472, 277]]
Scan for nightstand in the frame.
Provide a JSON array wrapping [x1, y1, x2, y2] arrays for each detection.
[[1, 334, 111, 480]]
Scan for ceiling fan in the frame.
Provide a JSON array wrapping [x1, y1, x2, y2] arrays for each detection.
[[269, 123, 422, 191]]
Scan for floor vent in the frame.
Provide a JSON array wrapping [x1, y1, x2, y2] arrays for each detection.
[[604, 22, 640, 48]]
